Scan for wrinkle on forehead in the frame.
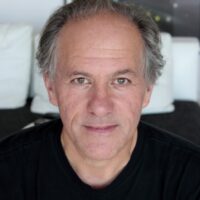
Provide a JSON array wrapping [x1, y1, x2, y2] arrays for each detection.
[[67, 48, 136, 59], [55, 12, 145, 73], [57, 12, 144, 50]]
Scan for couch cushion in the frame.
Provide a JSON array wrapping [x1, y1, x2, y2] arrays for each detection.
[[0, 24, 32, 108], [142, 32, 174, 114], [30, 35, 59, 114], [172, 37, 200, 102]]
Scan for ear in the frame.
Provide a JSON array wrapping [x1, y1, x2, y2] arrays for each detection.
[[43, 73, 58, 106], [142, 84, 153, 108]]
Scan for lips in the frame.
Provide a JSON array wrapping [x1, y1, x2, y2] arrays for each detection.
[[83, 124, 118, 133]]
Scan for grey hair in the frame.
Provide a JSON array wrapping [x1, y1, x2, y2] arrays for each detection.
[[37, 0, 164, 84]]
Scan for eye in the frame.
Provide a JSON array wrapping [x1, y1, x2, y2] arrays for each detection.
[[113, 77, 131, 85], [71, 77, 91, 85]]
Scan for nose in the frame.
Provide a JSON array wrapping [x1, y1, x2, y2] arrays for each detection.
[[87, 84, 113, 117]]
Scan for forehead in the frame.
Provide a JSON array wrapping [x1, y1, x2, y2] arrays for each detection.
[[55, 12, 144, 70]]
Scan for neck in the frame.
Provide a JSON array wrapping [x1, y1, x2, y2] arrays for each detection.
[[61, 131, 137, 188]]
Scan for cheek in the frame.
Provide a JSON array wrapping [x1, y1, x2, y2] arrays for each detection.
[[115, 88, 146, 126], [122, 100, 142, 124], [56, 87, 87, 123], [117, 88, 146, 112]]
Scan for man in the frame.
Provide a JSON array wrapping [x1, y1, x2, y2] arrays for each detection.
[[0, 0, 200, 199]]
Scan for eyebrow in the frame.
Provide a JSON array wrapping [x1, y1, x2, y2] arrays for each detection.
[[67, 71, 91, 77], [112, 69, 138, 77], [67, 68, 138, 78]]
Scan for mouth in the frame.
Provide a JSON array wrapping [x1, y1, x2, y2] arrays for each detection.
[[83, 124, 118, 133]]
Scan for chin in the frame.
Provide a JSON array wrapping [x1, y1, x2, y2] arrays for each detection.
[[82, 141, 122, 161]]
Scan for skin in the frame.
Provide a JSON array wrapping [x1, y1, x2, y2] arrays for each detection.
[[44, 12, 153, 188]]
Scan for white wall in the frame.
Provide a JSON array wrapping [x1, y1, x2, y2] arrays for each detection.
[[0, 0, 63, 33]]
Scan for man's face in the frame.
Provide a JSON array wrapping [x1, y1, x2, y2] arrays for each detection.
[[45, 13, 153, 161]]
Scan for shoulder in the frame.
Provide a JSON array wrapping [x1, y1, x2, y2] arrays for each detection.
[[139, 121, 200, 198], [0, 119, 62, 197], [139, 121, 200, 161], [0, 119, 62, 158]]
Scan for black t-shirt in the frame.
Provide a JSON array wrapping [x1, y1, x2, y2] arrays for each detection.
[[0, 119, 200, 200]]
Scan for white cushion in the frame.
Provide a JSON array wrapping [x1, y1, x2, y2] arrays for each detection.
[[172, 37, 200, 102], [30, 35, 59, 114], [142, 32, 174, 114], [0, 24, 32, 108]]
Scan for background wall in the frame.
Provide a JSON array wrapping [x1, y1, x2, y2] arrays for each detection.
[[0, 0, 63, 33], [1, 0, 199, 37], [120, 0, 200, 40]]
